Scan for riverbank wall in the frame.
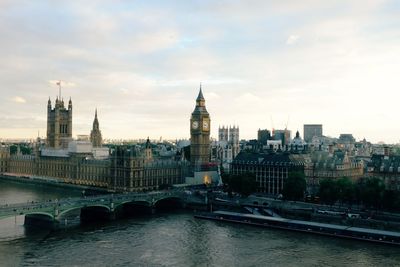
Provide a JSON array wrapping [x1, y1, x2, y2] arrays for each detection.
[[0, 174, 109, 195]]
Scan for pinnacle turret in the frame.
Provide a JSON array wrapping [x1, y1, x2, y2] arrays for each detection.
[[46, 96, 73, 148]]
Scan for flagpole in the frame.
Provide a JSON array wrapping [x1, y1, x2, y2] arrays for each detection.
[[58, 80, 61, 99]]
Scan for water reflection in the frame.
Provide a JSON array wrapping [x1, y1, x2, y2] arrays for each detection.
[[1, 180, 400, 266]]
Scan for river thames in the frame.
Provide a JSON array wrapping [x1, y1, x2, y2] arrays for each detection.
[[0, 180, 399, 267]]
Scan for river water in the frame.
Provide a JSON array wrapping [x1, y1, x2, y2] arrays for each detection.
[[0, 179, 399, 267]]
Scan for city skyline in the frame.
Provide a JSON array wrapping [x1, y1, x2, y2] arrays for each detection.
[[1, 1, 400, 143]]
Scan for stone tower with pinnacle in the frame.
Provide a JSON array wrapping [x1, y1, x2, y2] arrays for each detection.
[[90, 109, 103, 147], [47, 97, 72, 149], [190, 85, 210, 170]]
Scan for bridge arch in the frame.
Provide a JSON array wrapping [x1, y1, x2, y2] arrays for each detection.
[[57, 207, 84, 221], [114, 200, 152, 218], [25, 211, 54, 219], [24, 212, 55, 229], [114, 200, 151, 210], [80, 204, 112, 223], [154, 196, 184, 211]]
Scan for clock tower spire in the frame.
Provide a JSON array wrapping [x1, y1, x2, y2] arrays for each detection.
[[190, 85, 210, 170]]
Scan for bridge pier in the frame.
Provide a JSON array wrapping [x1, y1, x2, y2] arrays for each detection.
[[24, 214, 58, 230]]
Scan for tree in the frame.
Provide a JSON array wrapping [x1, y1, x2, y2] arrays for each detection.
[[382, 190, 400, 211], [9, 144, 32, 155], [336, 177, 355, 205], [237, 173, 258, 197], [358, 177, 385, 209], [282, 171, 306, 201], [221, 173, 233, 197], [222, 172, 257, 197], [10, 145, 17, 155], [318, 179, 339, 205]]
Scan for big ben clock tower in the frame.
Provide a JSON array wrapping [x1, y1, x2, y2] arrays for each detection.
[[190, 86, 210, 170]]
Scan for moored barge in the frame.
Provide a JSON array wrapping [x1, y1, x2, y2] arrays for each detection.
[[195, 210, 400, 245]]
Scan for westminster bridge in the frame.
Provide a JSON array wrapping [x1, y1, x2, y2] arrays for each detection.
[[0, 191, 203, 229]]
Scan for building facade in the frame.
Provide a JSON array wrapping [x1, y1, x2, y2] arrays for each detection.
[[338, 134, 356, 152], [215, 126, 240, 171], [1, 97, 190, 192], [257, 129, 271, 145], [293, 150, 364, 195], [303, 124, 323, 143], [109, 144, 189, 192], [47, 98, 73, 149], [230, 151, 304, 195], [0, 146, 10, 173], [367, 154, 400, 191], [5, 143, 189, 192], [273, 129, 291, 146]]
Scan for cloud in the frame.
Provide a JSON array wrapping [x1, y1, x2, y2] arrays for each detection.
[[204, 92, 220, 100], [12, 96, 26, 104], [119, 88, 129, 95], [234, 93, 263, 106], [0, 1, 399, 142], [286, 35, 300, 45]]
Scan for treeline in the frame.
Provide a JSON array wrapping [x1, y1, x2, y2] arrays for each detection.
[[222, 171, 307, 199], [9, 144, 32, 155], [221, 171, 400, 212], [221, 172, 257, 197], [319, 177, 400, 211]]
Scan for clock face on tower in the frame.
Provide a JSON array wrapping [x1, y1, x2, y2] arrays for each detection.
[[192, 121, 199, 129], [203, 120, 209, 130]]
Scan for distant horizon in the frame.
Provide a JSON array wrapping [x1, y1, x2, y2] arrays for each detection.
[[0, 115, 398, 145], [0, 91, 398, 144], [1, 1, 400, 143]]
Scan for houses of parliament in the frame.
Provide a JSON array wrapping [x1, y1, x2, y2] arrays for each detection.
[[0, 88, 214, 191]]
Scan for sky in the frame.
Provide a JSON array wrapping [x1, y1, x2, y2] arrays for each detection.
[[0, 0, 400, 143]]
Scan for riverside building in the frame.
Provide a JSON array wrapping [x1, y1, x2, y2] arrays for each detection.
[[230, 151, 304, 195], [1, 98, 189, 192]]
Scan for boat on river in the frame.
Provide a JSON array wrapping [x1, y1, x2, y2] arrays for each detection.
[[194, 210, 400, 246]]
